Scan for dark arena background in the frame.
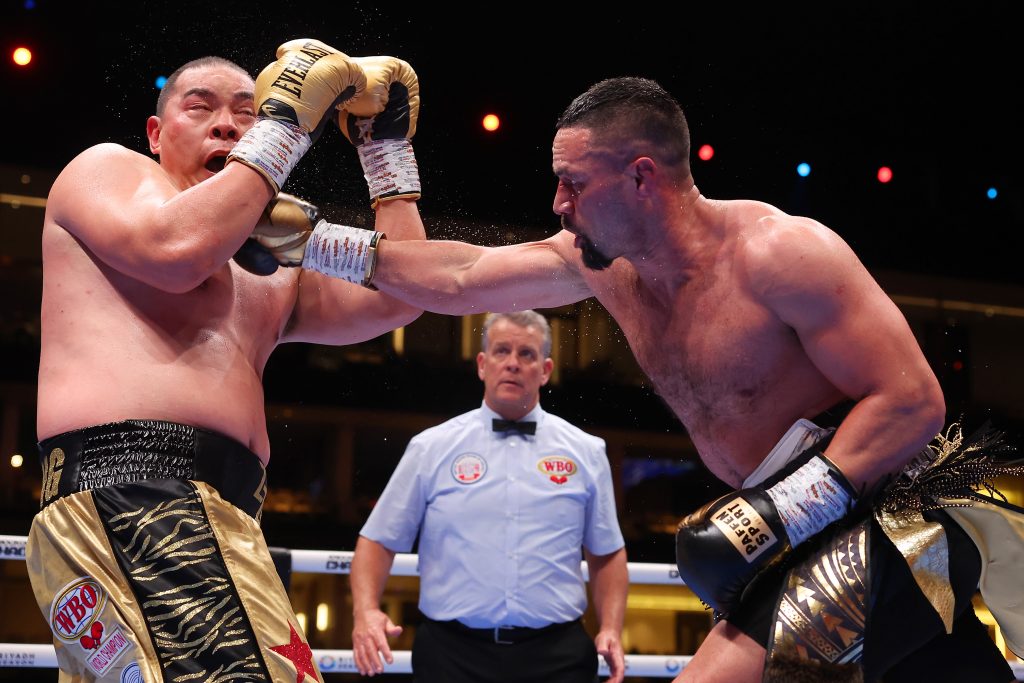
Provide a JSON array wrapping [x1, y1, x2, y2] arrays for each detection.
[[1, 1, 1022, 680]]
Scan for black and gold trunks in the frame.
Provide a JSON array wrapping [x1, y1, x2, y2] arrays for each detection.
[[27, 420, 322, 683], [726, 423, 1024, 682], [728, 510, 1011, 682]]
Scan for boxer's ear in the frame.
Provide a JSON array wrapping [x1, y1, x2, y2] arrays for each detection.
[[632, 157, 656, 195], [147, 116, 162, 156]]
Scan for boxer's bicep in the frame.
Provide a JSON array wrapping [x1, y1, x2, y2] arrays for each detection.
[[51, 143, 273, 292], [761, 241, 944, 484], [460, 238, 591, 308], [280, 269, 421, 345], [50, 145, 173, 259]]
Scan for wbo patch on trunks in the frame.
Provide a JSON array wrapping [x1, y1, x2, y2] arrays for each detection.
[[536, 455, 578, 485], [50, 577, 107, 643], [452, 453, 487, 484]]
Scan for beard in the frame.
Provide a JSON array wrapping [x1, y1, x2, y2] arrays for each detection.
[[579, 236, 614, 271], [562, 217, 614, 271]]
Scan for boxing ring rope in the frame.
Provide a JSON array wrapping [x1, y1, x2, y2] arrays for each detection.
[[3, 534, 1022, 679]]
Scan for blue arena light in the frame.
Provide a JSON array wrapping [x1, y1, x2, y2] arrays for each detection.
[[796, 162, 811, 177], [24, 0, 35, 9], [986, 187, 998, 200], [155, 75, 168, 89]]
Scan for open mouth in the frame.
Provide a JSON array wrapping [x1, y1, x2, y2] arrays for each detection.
[[205, 153, 228, 173]]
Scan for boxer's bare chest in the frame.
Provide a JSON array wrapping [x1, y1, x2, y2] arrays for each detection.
[[594, 267, 825, 479], [624, 278, 789, 415], [105, 264, 288, 365]]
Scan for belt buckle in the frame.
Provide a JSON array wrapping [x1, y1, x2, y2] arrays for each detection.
[[493, 626, 515, 645]]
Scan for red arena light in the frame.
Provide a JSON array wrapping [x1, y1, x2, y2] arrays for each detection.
[[697, 144, 714, 161], [877, 166, 893, 183]]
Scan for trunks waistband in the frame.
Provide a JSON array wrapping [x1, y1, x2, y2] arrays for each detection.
[[37, 420, 267, 519]]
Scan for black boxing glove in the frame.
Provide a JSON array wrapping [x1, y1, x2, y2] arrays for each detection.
[[675, 450, 855, 614]]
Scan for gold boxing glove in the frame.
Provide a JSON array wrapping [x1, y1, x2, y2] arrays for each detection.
[[227, 39, 367, 192], [337, 56, 421, 206], [233, 193, 319, 275]]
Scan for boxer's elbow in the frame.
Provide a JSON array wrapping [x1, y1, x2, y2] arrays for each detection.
[[384, 300, 423, 329], [120, 255, 212, 293], [136, 228, 224, 293], [898, 374, 946, 440], [919, 378, 947, 438], [148, 250, 220, 293]]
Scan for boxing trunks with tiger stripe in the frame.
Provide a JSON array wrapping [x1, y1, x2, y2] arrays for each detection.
[[27, 420, 323, 683]]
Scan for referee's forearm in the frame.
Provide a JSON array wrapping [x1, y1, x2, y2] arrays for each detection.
[[351, 536, 397, 613], [587, 547, 628, 631]]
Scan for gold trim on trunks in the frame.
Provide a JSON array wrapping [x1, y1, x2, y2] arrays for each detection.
[[766, 522, 869, 682], [875, 507, 954, 633]]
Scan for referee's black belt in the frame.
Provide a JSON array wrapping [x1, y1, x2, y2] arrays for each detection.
[[428, 617, 580, 645]]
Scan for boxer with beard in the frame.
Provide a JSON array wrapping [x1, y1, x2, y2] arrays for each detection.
[[317, 77, 1023, 682]]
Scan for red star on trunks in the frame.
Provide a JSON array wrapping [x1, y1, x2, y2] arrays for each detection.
[[269, 622, 318, 683]]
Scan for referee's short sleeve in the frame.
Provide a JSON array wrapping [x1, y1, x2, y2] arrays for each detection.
[[583, 436, 625, 556], [359, 437, 429, 552]]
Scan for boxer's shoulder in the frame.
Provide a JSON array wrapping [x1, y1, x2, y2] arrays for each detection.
[[52, 144, 161, 202], [66, 143, 156, 175], [738, 211, 850, 292]]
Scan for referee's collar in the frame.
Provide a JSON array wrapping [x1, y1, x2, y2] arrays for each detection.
[[480, 402, 544, 434]]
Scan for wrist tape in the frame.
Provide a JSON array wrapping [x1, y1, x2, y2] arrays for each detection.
[[766, 454, 854, 547], [356, 138, 420, 206], [228, 119, 311, 192], [302, 220, 384, 288]]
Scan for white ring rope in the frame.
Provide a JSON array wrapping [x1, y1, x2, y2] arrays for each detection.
[[290, 548, 683, 585], [4, 535, 684, 585], [0, 643, 695, 677], [3, 535, 1021, 678]]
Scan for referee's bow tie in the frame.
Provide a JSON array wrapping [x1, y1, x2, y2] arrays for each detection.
[[492, 419, 537, 435]]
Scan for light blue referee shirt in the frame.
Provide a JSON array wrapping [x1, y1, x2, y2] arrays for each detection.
[[360, 402, 624, 629]]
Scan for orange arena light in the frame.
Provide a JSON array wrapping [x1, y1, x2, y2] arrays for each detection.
[[482, 114, 500, 132], [13, 47, 32, 66]]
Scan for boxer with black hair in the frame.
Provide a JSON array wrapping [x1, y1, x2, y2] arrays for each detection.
[[27, 41, 425, 683], [320, 76, 1024, 682]]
